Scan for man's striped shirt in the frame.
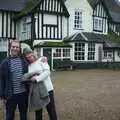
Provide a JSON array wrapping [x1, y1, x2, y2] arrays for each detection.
[[10, 57, 26, 94]]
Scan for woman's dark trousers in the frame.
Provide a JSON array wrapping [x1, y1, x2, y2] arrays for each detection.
[[35, 91, 57, 120]]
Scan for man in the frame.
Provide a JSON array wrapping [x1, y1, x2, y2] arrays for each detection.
[[23, 48, 58, 120], [0, 40, 28, 120]]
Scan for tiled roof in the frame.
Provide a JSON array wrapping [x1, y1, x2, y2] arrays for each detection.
[[63, 32, 107, 43], [0, 0, 29, 11], [104, 0, 120, 23], [87, 0, 120, 23], [15, 0, 39, 18], [104, 41, 120, 49], [87, 0, 100, 8], [15, 0, 69, 18], [63, 32, 85, 42], [83, 32, 108, 42]]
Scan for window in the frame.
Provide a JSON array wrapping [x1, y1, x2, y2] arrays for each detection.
[[104, 51, 113, 59], [53, 48, 70, 58], [88, 43, 95, 60], [93, 17, 102, 31], [74, 43, 85, 60], [116, 25, 120, 32], [0, 39, 8, 51], [104, 51, 107, 58], [118, 51, 120, 57], [74, 9, 82, 29], [63, 48, 70, 57]]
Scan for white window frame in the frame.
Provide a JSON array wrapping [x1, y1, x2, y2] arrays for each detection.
[[88, 43, 95, 60], [94, 17, 102, 31], [53, 48, 71, 59], [74, 42, 85, 61], [74, 8, 83, 29], [104, 51, 113, 59]]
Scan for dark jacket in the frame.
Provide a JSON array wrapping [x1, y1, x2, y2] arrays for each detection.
[[0, 57, 28, 100]]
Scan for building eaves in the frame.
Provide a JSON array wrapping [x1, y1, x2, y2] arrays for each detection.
[[34, 41, 71, 48], [60, 0, 70, 17]]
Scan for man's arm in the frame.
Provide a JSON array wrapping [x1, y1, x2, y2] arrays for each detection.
[[0, 60, 6, 100]]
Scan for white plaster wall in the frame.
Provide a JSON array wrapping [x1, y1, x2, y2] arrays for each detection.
[[95, 43, 103, 61], [16, 21, 21, 40], [62, 16, 68, 38], [0, 38, 8, 51], [16, 16, 31, 41], [114, 51, 120, 61], [70, 43, 74, 60], [0, 12, 12, 38], [65, 0, 93, 35], [36, 13, 67, 41]]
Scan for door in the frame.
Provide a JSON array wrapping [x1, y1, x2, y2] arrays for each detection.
[[0, 52, 7, 63], [43, 48, 52, 68]]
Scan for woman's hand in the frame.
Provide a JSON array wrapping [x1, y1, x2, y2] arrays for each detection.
[[40, 57, 48, 62], [30, 75, 38, 81]]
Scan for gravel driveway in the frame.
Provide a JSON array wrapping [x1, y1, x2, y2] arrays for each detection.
[[1, 69, 120, 120]]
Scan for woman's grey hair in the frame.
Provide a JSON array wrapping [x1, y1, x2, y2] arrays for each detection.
[[23, 48, 33, 56], [23, 48, 38, 58]]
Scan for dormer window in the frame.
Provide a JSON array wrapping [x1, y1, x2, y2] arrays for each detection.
[[93, 17, 103, 31], [74, 8, 83, 29]]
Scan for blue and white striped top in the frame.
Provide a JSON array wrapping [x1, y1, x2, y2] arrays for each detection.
[[10, 57, 26, 94]]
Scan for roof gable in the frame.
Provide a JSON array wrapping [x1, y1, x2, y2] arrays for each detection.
[[87, 0, 120, 23], [63, 32, 107, 43], [15, 0, 69, 18]]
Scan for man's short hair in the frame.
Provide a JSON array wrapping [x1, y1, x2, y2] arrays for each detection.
[[10, 40, 20, 47]]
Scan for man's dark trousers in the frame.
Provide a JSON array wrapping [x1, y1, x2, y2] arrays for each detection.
[[5, 92, 28, 120]]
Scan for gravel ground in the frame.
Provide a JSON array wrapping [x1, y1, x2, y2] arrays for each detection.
[[1, 69, 120, 120]]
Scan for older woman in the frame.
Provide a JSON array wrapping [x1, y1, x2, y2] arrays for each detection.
[[23, 48, 58, 120]]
